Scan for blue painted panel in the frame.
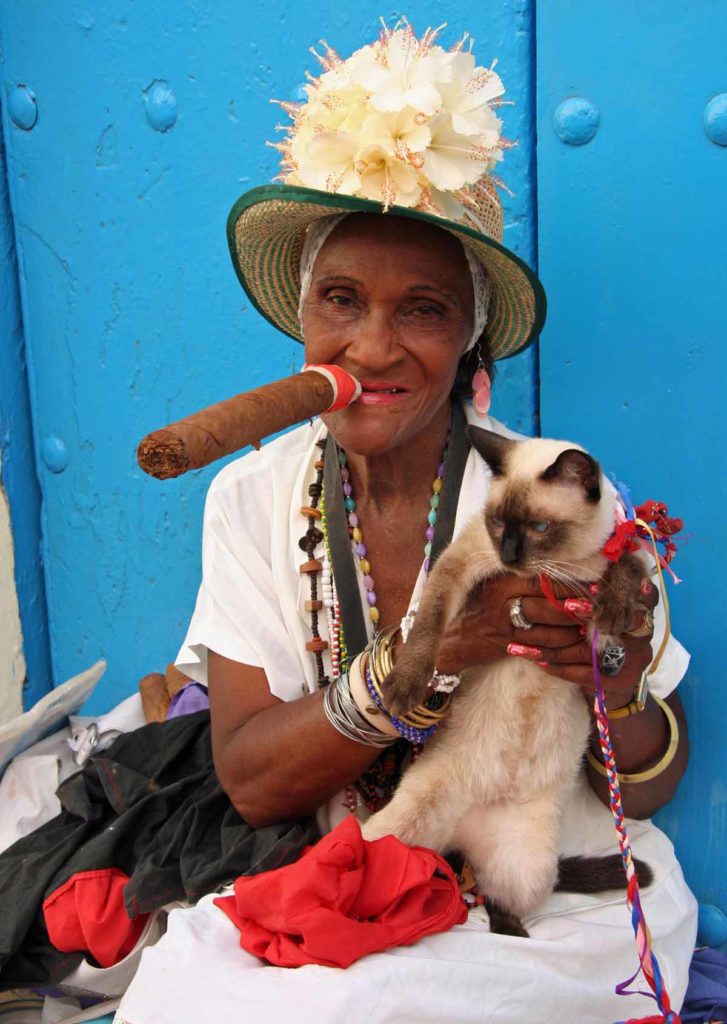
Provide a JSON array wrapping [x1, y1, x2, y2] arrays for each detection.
[[0, 111, 52, 707], [537, 2, 726, 922], [0, 3, 537, 712]]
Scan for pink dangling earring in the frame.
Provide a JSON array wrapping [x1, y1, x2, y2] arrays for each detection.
[[472, 366, 491, 417]]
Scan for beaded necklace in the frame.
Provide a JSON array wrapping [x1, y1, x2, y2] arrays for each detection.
[[298, 438, 330, 688], [337, 428, 450, 634], [298, 424, 451, 814]]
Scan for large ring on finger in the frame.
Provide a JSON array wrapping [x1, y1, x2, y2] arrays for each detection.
[[625, 608, 654, 639], [509, 597, 533, 631], [599, 643, 626, 677]]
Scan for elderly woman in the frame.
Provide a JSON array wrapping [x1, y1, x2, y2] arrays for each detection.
[[117, 23, 696, 1024]]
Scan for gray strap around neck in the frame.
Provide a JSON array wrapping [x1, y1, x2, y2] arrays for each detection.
[[322, 401, 471, 661], [323, 434, 369, 659]]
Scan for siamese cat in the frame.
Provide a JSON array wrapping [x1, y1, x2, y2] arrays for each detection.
[[361, 427, 649, 936]]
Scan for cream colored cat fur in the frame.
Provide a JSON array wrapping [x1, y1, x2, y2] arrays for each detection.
[[362, 429, 641, 925]]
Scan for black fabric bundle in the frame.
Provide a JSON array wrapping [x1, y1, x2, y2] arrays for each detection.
[[0, 711, 318, 987]]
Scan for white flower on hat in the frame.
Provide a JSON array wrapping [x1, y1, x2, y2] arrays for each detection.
[[272, 19, 509, 216], [441, 49, 505, 138], [347, 25, 452, 115]]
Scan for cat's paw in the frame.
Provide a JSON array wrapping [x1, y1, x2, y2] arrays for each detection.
[[382, 666, 431, 717], [593, 594, 636, 637], [594, 553, 644, 637]]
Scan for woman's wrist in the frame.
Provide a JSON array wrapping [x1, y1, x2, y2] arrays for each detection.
[[347, 652, 400, 738], [587, 695, 679, 783], [584, 691, 688, 818], [587, 693, 669, 770]]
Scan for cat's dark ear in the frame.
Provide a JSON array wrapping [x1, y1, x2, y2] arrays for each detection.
[[541, 449, 601, 503], [468, 426, 515, 477]]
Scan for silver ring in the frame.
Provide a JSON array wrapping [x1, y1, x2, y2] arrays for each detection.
[[509, 597, 533, 631], [599, 643, 626, 677]]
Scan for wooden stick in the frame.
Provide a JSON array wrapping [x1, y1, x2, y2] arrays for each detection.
[[137, 366, 360, 479], [139, 672, 171, 724]]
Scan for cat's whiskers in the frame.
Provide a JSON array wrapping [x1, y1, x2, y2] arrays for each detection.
[[471, 551, 502, 571], [545, 558, 600, 581], [535, 561, 592, 597], [539, 558, 596, 584]]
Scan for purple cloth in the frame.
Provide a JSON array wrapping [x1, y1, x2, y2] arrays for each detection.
[[166, 682, 210, 720], [680, 947, 727, 1023]]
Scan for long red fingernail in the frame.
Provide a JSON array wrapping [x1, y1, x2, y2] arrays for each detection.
[[564, 598, 593, 616], [589, 583, 600, 595], [507, 643, 543, 659]]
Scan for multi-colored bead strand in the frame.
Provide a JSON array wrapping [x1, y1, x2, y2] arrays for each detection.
[[320, 489, 344, 681], [424, 446, 448, 573], [337, 428, 450, 632], [338, 450, 381, 631], [297, 438, 330, 688]]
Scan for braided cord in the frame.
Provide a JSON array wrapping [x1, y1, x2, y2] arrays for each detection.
[[590, 519, 681, 1024]]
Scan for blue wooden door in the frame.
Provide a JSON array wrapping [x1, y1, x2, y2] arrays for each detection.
[[536, 1, 727, 944]]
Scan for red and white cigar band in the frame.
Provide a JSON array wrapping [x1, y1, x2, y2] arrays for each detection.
[[302, 364, 362, 412]]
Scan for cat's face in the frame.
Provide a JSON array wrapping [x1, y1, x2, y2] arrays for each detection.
[[469, 427, 616, 576]]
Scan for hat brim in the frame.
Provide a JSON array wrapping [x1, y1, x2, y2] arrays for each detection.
[[226, 184, 546, 361]]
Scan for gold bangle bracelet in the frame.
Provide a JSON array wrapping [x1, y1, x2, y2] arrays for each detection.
[[586, 695, 679, 784], [365, 629, 451, 729]]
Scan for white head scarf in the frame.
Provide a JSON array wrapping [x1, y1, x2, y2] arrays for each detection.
[[297, 214, 491, 352]]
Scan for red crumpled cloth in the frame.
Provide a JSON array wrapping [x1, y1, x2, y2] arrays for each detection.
[[43, 868, 149, 968], [214, 815, 467, 968]]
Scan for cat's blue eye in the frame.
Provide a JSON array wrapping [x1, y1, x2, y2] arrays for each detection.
[[530, 520, 551, 533]]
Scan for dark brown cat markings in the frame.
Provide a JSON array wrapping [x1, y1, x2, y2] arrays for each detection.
[[362, 427, 650, 936]]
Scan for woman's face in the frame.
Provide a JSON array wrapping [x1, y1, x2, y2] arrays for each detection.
[[302, 214, 474, 457]]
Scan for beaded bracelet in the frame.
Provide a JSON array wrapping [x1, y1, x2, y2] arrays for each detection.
[[363, 658, 439, 744]]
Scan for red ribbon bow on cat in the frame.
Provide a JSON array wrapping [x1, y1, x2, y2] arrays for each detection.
[[601, 483, 683, 582]]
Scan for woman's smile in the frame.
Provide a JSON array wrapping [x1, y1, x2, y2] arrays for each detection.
[[357, 379, 411, 405]]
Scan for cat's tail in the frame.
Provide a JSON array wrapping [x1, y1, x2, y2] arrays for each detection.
[[555, 854, 653, 893]]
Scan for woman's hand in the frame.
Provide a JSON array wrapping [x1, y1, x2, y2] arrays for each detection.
[[530, 577, 658, 705], [435, 573, 659, 705], [436, 572, 686, 819]]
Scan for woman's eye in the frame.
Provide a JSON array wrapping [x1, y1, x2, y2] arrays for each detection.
[[530, 520, 550, 533], [327, 293, 354, 306], [410, 303, 442, 318]]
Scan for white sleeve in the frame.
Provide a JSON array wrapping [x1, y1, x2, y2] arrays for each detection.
[[647, 591, 690, 699], [174, 466, 302, 698]]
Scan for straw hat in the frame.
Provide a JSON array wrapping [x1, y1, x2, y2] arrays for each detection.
[[226, 22, 546, 361]]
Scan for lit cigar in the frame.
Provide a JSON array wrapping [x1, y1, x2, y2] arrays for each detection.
[[137, 365, 361, 480]]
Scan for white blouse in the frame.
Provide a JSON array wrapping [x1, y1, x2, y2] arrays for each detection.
[[176, 409, 690, 834]]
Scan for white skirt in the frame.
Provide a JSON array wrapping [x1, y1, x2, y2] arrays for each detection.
[[114, 789, 697, 1024]]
